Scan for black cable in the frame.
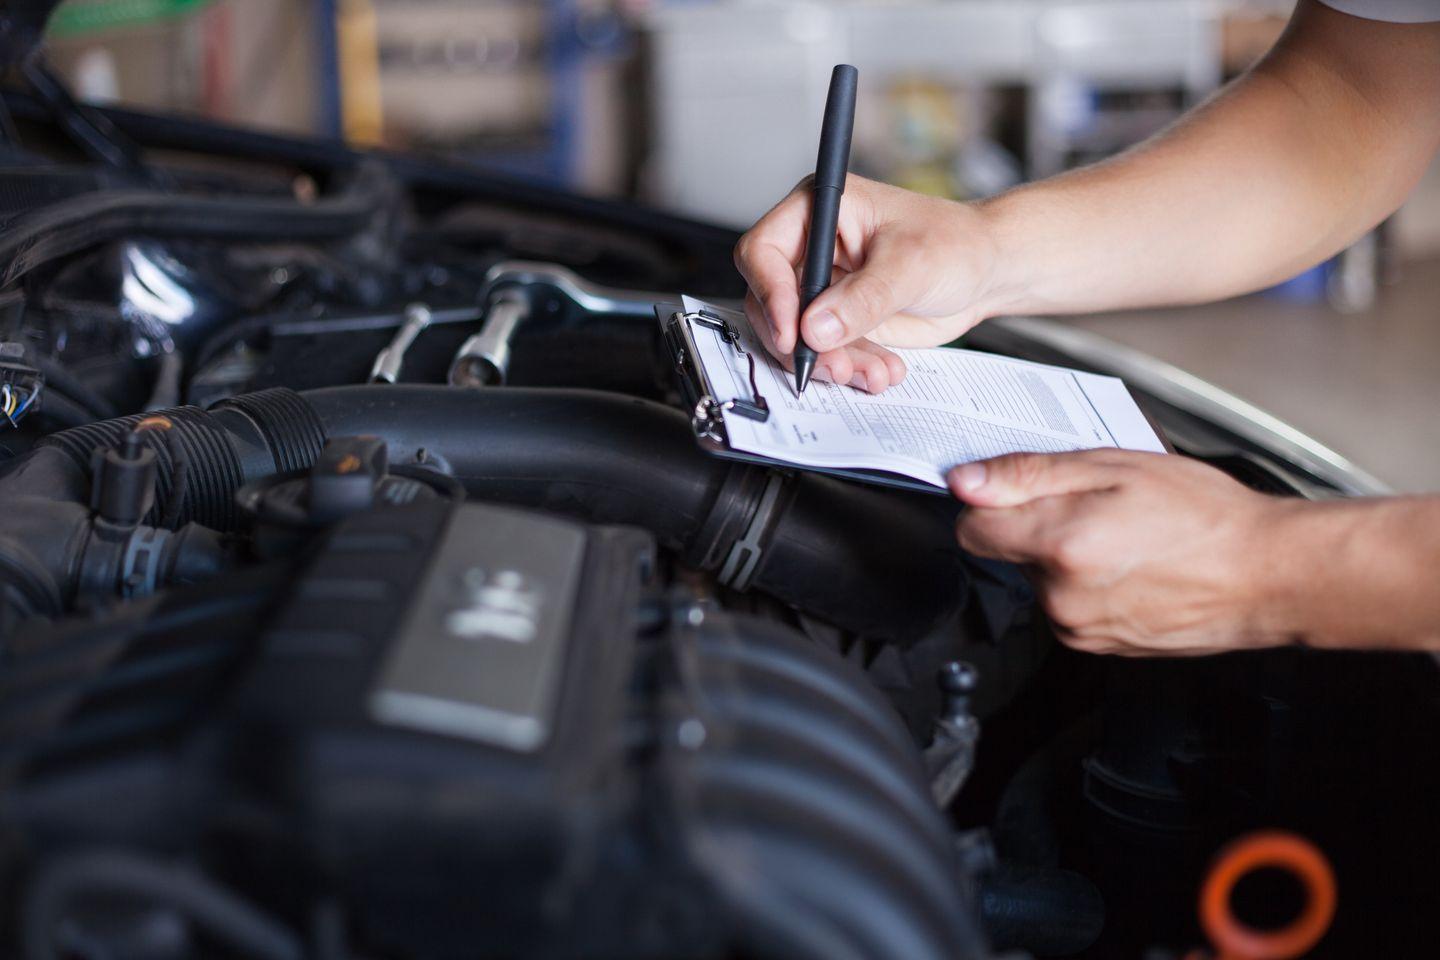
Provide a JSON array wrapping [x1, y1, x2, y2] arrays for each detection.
[[21, 56, 153, 181], [22, 850, 304, 960], [310, 899, 351, 960], [145, 351, 183, 411], [745, 350, 763, 407], [192, 310, 282, 378], [32, 390, 91, 430], [0, 95, 21, 148], [158, 429, 190, 530], [27, 353, 116, 420], [0, 165, 389, 292]]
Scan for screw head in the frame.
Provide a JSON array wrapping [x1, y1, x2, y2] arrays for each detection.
[[677, 718, 707, 750], [939, 660, 978, 695]]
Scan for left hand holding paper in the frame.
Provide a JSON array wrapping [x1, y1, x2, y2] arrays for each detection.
[[949, 450, 1291, 657]]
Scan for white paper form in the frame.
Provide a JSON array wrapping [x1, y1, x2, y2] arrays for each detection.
[[681, 296, 1166, 488]]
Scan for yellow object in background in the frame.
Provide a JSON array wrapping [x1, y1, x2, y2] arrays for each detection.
[[338, 0, 384, 146], [885, 78, 966, 200], [892, 165, 957, 200]]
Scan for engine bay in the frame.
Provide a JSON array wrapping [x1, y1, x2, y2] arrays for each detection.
[[0, 84, 1438, 960]]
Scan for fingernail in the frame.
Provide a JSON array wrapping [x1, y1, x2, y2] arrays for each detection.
[[813, 364, 832, 383], [955, 462, 987, 493], [848, 372, 868, 392], [809, 311, 843, 349]]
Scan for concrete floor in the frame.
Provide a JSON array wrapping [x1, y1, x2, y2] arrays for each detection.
[[1067, 258, 1439, 494]]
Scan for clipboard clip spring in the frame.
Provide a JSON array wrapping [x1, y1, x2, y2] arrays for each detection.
[[692, 394, 769, 441], [681, 309, 770, 439]]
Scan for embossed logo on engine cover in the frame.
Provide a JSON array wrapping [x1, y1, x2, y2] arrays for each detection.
[[370, 504, 586, 753], [446, 568, 543, 644]]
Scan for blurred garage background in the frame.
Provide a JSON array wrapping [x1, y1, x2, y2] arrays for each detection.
[[41, 0, 1440, 492]]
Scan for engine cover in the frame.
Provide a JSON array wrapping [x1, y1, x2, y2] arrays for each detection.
[[2, 500, 981, 959], [222, 501, 660, 958]]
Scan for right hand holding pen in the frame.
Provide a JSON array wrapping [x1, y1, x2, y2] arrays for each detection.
[[735, 175, 1004, 392]]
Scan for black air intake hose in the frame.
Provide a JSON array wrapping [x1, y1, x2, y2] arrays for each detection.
[[10, 386, 964, 641], [302, 386, 967, 642], [0, 389, 319, 619], [33, 388, 327, 530]]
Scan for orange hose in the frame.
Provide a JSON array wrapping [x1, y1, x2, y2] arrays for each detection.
[[1198, 830, 1336, 960]]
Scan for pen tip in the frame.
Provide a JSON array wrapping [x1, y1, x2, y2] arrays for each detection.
[[794, 355, 815, 394]]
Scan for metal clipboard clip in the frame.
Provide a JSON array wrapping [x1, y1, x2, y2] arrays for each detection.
[[664, 307, 770, 443]]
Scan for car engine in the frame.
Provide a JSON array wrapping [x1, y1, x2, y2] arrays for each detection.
[[0, 52, 1438, 960]]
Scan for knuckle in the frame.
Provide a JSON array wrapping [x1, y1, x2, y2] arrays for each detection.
[[887, 354, 908, 383], [1049, 530, 1096, 575], [992, 452, 1041, 491], [954, 515, 982, 552], [743, 295, 769, 328], [858, 360, 887, 392], [955, 512, 998, 555], [851, 272, 897, 317], [1061, 633, 1111, 656], [1037, 585, 1083, 633], [1034, 585, 1066, 623], [733, 236, 755, 270]]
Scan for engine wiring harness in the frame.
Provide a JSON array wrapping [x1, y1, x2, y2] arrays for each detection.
[[0, 343, 42, 429]]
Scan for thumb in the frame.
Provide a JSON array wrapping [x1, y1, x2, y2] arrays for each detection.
[[948, 451, 1126, 508], [798, 238, 919, 352]]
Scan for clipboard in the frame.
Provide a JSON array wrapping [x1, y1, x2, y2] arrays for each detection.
[[656, 302, 947, 495]]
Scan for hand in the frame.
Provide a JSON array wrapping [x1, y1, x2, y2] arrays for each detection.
[[734, 175, 1002, 392], [948, 450, 1296, 656]]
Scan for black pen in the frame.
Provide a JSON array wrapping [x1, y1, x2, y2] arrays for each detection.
[[794, 64, 859, 394]]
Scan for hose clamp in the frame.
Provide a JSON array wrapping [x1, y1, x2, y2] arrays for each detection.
[[120, 526, 170, 599], [717, 472, 786, 591]]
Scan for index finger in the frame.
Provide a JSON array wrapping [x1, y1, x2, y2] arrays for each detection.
[[947, 450, 1137, 508], [734, 182, 812, 354], [956, 499, 1069, 565]]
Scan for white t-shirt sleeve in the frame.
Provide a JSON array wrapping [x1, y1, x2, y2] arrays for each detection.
[[1318, 0, 1440, 22]]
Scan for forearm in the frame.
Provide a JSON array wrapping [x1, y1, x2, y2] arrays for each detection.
[[1259, 497, 1440, 652], [973, 2, 1440, 318]]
